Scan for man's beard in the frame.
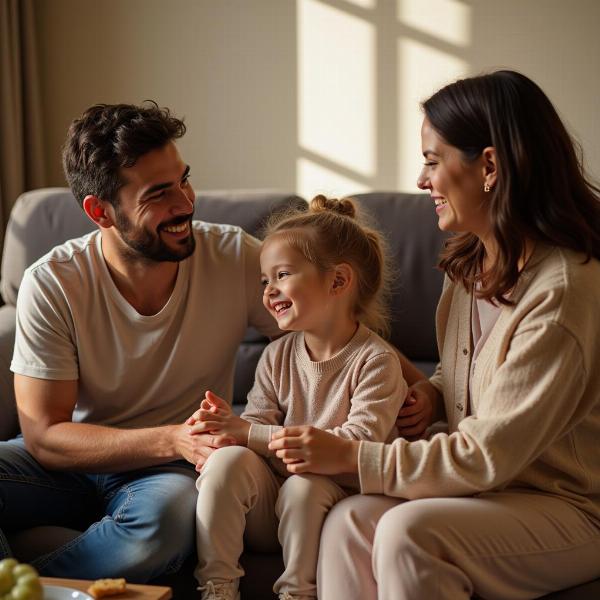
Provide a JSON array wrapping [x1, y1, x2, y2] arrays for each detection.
[[114, 208, 196, 263]]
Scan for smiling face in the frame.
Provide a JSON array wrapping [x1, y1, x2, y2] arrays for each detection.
[[417, 118, 493, 240], [112, 142, 196, 262], [260, 234, 335, 333]]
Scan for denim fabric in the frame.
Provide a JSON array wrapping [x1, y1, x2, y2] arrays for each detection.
[[0, 437, 197, 582]]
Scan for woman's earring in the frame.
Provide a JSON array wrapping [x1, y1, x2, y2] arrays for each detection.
[[484, 183, 491, 193]]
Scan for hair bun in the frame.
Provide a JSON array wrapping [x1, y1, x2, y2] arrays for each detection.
[[309, 194, 356, 219]]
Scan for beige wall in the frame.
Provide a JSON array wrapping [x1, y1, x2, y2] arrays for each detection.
[[35, 0, 600, 197]]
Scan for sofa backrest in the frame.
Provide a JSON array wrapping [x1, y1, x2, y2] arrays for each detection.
[[351, 192, 448, 373], [1, 189, 93, 306], [0, 188, 305, 307]]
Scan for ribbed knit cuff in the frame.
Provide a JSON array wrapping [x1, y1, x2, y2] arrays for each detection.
[[358, 441, 385, 494], [247, 423, 283, 456]]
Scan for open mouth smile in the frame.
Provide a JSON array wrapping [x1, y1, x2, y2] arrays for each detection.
[[271, 301, 292, 316], [433, 197, 448, 213], [160, 216, 193, 236], [162, 222, 189, 233]]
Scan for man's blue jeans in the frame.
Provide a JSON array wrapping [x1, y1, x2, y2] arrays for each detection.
[[0, 437, 197, 582]]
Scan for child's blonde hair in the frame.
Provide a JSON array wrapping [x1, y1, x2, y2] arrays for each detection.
[[263, 194, 392, 337]]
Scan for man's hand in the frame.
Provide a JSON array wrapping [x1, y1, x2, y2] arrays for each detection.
[[189, 390, 250, 446], [172, 422, 236, 473], [268, 426, 360, 475], [396, 380, 436, 440]]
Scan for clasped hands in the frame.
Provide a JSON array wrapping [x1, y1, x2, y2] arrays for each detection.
[[184, 380, 433, 473], [187, 390, 250, 445], [183, 391, 353, 474], [182, 391, 244, 472]]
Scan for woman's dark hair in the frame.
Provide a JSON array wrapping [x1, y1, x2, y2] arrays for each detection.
[[62, 101, 186, 208], [423, 70, 600, 303]]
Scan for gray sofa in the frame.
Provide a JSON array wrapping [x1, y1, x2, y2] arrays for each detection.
[[0, 188, 598, 599]]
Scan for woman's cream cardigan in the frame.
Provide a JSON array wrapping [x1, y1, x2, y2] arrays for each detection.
[[358, 244, 600, 523]]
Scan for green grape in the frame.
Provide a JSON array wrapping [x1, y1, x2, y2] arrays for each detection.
[[11, 584, 42, 600], [13, 576, 39, 591], [0, 570, 14, 595], [0, 560, 41, 600], [10, 568, 36, 581]]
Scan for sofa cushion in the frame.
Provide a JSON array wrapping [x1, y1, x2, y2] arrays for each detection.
[[1, 188, 94, 306], [192, 189, 305, 237], [351, 192, 448, 367]]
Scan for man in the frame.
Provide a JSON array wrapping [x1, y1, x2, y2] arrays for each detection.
[[0, 103, 279, 581]]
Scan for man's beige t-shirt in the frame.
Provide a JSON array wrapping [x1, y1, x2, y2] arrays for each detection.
[[11, 222, 279, 428]]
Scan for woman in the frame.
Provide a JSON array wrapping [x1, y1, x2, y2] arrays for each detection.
[[267, 70, 600, 599]]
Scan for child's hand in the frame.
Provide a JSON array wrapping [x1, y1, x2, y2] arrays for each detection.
[[268, 426, 359, 475], [202, 390, 233, 414], [190, 391, 249, 445], [186, 390, 233, 426], [190, 412, 250, 446]]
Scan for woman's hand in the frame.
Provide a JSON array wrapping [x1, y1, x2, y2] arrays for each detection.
[[189, 391, 250, 445], [396, 380, 436, 440], [268, 426, 360, 475]]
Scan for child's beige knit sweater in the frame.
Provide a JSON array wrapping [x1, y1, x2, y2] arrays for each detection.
[[242, 324, 407, 459]]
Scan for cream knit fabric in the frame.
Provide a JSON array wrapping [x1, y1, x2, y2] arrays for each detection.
[[358, 244, 600, 524], [242, 323, 406, 454]]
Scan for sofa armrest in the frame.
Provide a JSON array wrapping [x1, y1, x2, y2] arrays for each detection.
[[0, 305, 17, 440]]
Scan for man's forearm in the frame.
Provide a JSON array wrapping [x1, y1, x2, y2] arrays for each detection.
[[24, 421, 182, 472]]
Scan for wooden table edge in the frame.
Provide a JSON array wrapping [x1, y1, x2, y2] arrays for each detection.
[[40, 577, 172, 599]]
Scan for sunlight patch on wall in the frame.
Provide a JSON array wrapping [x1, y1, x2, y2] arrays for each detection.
[[298, 0, 376, 178], [397, 0, 471, 48], [342, 0, 376, 8], [396, 38, 468, 192], [297, 157, 370, 200]]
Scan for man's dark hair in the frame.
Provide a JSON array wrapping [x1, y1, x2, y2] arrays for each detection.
[[62, 101, 186, 207]]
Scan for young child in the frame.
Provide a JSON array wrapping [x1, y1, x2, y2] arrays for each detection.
[[190, 195, 408, 600]]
